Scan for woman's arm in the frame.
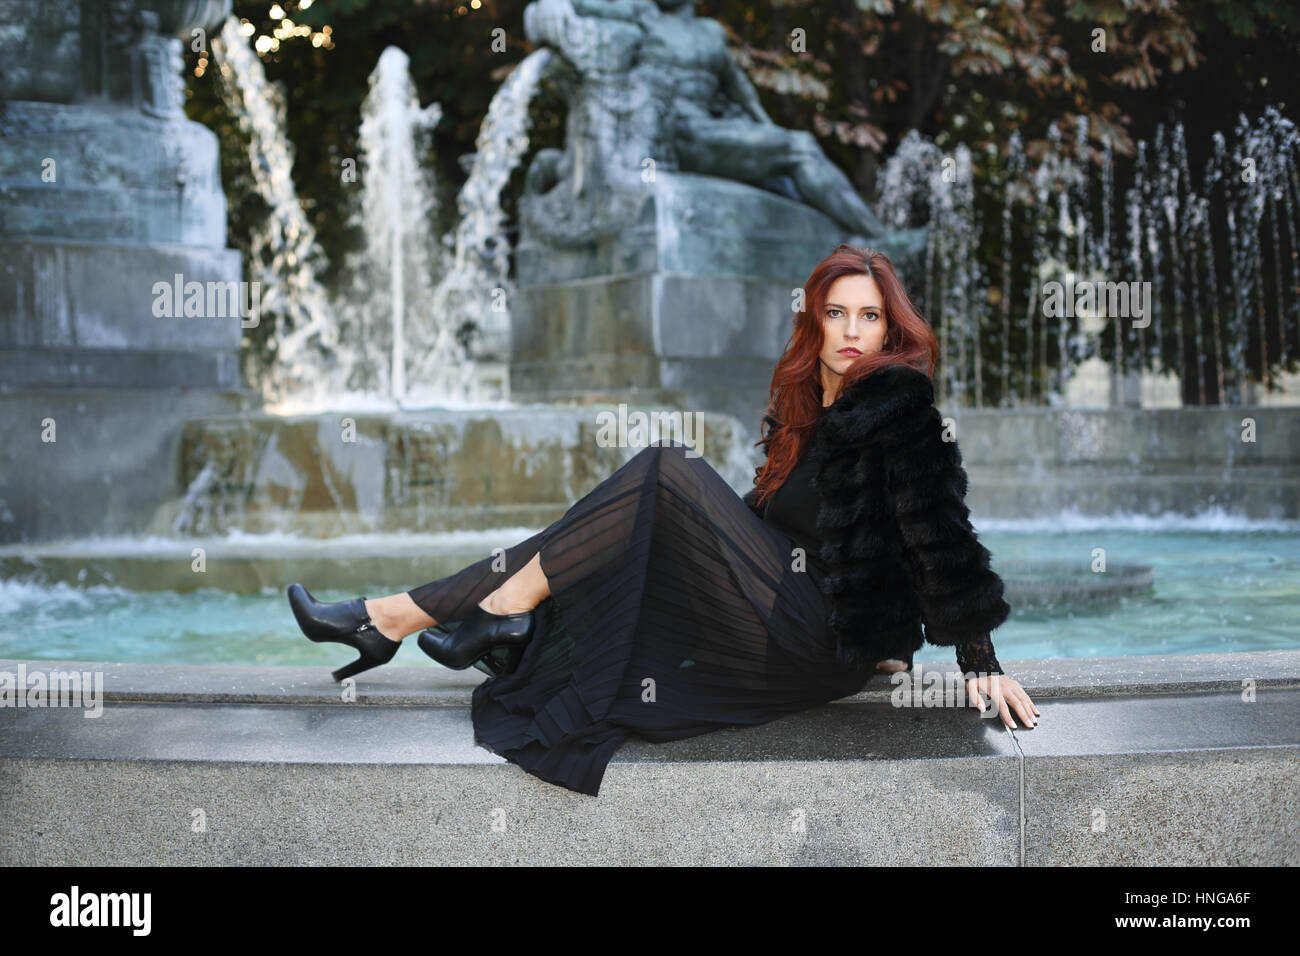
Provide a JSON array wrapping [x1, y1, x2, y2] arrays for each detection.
[[879, 401, 1011, 675]]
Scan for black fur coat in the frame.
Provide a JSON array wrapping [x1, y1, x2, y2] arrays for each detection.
[[743, 363, 1011, 675]]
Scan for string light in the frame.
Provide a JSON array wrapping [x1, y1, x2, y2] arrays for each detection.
[[246, 7, 335, 57]]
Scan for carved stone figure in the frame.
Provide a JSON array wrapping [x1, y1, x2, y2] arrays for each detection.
[[521, 0, 920, 254]]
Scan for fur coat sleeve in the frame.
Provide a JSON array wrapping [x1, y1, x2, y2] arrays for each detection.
[[751, 363, 1010, 675], [870, 369, 1010, 673]]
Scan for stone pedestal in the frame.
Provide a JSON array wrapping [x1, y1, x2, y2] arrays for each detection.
[[0, 238, 244, 388], [512, 170, 925, 424], [0, 0, 252, 544], [0, 92, 244, 388]]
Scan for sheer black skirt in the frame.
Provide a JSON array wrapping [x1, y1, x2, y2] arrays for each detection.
[[407, 440, 877, 797]]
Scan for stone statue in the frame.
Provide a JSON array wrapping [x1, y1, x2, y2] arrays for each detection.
[[125, 8, 188, 118], [522, 0, 917, 251], [0, 0, 232, 247]]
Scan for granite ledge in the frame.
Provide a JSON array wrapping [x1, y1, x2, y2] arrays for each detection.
[[1, 650, 1297, 707]]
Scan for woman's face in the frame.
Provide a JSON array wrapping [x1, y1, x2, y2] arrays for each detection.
[[818, 273, 888, 391]]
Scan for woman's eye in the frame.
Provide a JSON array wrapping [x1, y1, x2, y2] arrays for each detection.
[[827, 308, 841, 318]]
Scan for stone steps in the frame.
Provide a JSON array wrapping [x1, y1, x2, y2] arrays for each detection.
[[0, 541, 1155, 606], [0, 533, 530, 594]]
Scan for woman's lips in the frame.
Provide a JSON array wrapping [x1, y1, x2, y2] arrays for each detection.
[[838, 348, 861, 356]]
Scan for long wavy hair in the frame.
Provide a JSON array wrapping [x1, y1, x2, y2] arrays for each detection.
[[749, 243, 939, 509]]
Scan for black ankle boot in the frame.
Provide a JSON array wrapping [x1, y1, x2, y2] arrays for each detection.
[[417, 602, 534, 675], [287, 583, 401, 682]]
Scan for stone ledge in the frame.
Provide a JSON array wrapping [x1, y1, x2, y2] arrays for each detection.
[[1, 682, 1295, 864], [2, 650, 1295, 707], [0, 755, 1023, 865], [0, 346, 242, 389]]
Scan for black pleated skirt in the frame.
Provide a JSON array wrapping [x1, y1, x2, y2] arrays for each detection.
[[407, 440, 877, 796]]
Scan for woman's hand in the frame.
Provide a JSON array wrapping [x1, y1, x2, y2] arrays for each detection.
[[965, 673, 1038, 729]]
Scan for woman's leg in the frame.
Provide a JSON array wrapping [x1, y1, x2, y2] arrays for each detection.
[[390, 441, 702, 640], [360, 593, 437, 643], [479, 552, 550, 614], [362, 550, 553, 642], [394, 526, 554, 640]]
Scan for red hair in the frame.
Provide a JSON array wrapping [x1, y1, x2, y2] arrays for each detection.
[[749, 243, 939, 509]]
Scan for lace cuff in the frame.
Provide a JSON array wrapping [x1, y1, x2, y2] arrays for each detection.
[[955, 636, 1004, 676]]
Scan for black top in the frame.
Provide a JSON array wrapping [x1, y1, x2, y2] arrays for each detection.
[[762, 440, 831, 580]]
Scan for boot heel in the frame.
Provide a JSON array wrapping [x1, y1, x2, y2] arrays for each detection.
[[333, 655, 374, 682], [471, 643, 525, 678]]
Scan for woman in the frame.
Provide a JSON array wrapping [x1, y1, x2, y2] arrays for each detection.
[[287, 243, 1038, 797]]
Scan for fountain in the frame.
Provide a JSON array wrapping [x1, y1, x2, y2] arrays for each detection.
[[408, 48, 557, 405], [885, 108, 1300, 409], [339, 45, 459, 405], [1, 0, 1298, 867], [211, 14, 344, 410], [0, 0, 1295, 589], [208, 22, 535, 411]]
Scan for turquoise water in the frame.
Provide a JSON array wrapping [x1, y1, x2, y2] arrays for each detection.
[[1, 526, 1297, 668], [916, 525, 1299, 665]]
